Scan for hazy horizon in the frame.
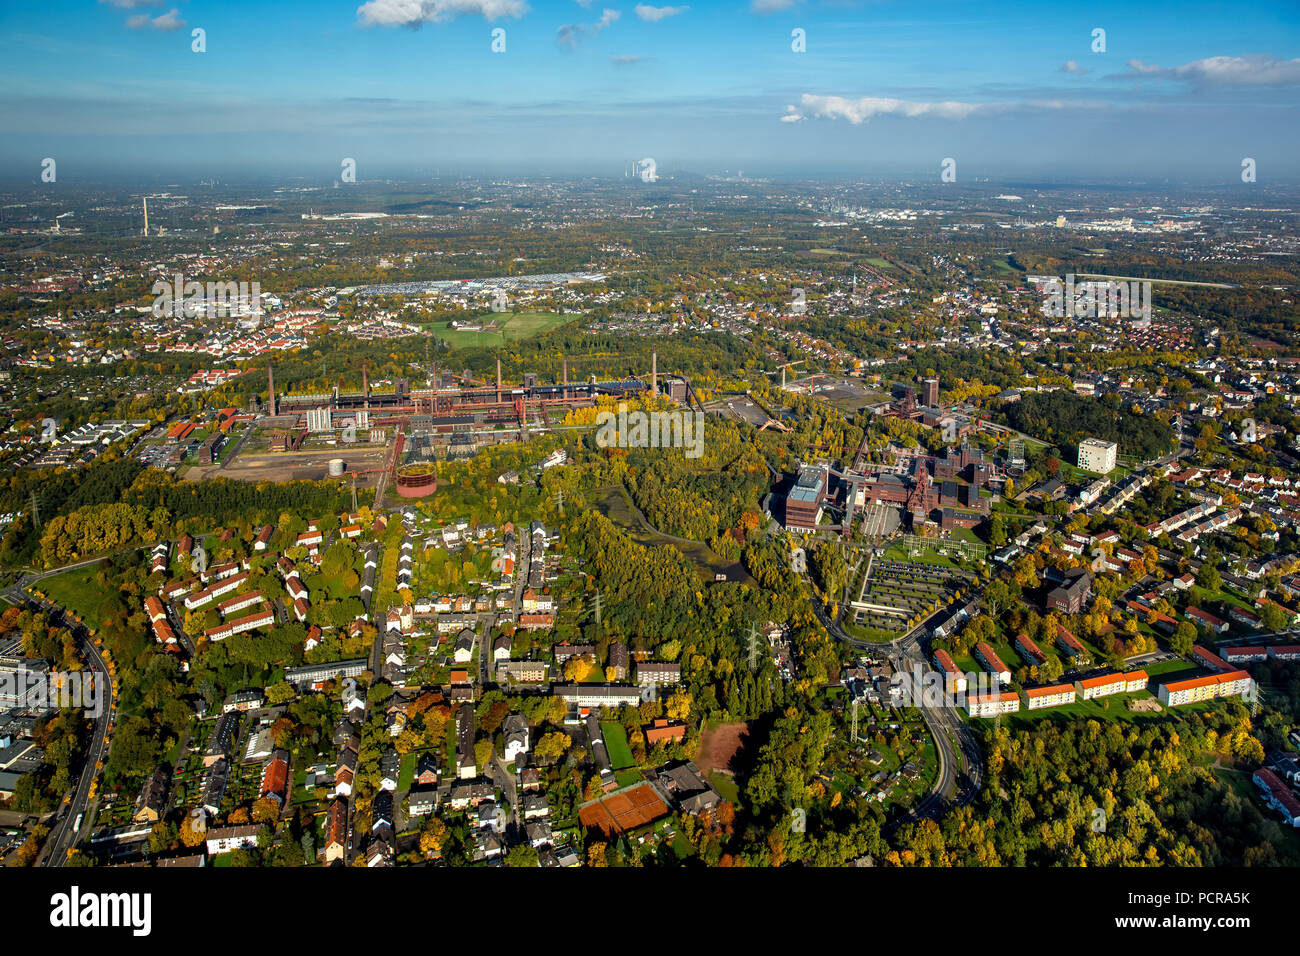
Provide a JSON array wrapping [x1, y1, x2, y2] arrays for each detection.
[[2, 0, 1298, 183]]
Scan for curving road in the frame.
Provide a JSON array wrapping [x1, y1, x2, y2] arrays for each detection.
[[811, 592, 983, 828]]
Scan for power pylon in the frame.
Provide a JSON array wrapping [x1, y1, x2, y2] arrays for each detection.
[[746, 622, 762, 672]]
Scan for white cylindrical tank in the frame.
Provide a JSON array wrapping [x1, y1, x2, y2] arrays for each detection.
[[328, 458, 345, 477]]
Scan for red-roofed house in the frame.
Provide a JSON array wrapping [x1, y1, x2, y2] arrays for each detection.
[[260, 751, 290, 806], [1025, 683, 1075, 710], [932, 649, 967, 694], [974, 642, 1011, 685]]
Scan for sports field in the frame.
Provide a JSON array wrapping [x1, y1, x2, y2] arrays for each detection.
[[601, 721, 635, 770], [432, 311, 572, 348], [578, 782, 669, 836]]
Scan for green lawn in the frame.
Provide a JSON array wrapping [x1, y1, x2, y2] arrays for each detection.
[[710, 771, 741, 806], [36, 565, 108, 628], [1000, 691, 1163, 727], [881, 545, 961, 569], [1143, 659, 1198, 678], [601, 722, 635, 770], [430, 311, 572, 348], [614, 769, 643, 789], [398, 752, 417, 791]]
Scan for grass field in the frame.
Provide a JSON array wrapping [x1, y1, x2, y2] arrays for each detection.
[[880, 544, 963, 569], [1000, 692, 1162, 727], [1143, 659, 1199, 678], [430, 311, 572, 348], [601, 721, 635, 770], [710, 771, 741, 806], [36, 565, 107, 628], [615, 769, 643, 789]]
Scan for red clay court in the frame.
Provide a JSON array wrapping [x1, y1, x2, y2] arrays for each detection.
[[696, 720, 749, 776], [578, 782, 669, 836]]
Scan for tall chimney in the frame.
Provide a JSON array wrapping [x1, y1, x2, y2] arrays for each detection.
[[651, 350, 658, 398], [142, 196, 149, 237], [267, 363, 276, 416], [496, 358, 502, 402]]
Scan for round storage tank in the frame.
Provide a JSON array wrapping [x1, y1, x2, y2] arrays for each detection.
[[328, 458, 345, 477]]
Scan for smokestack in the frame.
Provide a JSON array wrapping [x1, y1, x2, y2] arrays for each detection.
[[142, 196, 149, 237], [497, 358, 502, 402], [563, 359, 568, 386], [651, 350, 658, 398], [267, 363, 276, 417]]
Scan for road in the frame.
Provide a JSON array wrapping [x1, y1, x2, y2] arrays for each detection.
[[217, 422, 255, 471], [811, 594, 982, 827], [32, 602, 113, 867], [0, 565, 118, 867]]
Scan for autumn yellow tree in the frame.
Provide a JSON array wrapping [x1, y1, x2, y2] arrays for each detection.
[[564, 654, 595, 682], [665, 688, 693, 722], [179, 812, 207, 847], [420, 819, 448, 857], [252, 797, 282, 825]]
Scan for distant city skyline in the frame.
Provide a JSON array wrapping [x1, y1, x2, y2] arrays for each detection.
[[1, 0, 1298, 181]]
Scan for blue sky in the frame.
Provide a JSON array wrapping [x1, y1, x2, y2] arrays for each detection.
[[2, 0, 1299, 181]]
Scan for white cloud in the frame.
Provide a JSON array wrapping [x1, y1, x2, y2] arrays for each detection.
[[99, 0, 162, 8], [611, 54, 648, 65], [557, 7, 619, 47], [126, 7, 185, 31], [790, 94, 1081, 125], [356, 0, 530, 27], [1060, 60, 1088, 75], [635, 4, 687, 21], [1125, 54, 1300, 87], [796, 94, 984, 124], [750, 0, 795, 13], [1126, 59, 1163, 76]]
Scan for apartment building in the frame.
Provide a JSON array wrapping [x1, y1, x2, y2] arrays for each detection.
[[1157, 670, 1254, 707], [964, 690, 1021, 718], [1025, 683, 1076, 710]]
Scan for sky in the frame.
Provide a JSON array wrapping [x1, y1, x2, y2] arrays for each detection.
[[2, 0, 1299, 182]]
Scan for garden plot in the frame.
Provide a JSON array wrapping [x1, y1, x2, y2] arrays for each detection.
[[850, 560, 971, 634]]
